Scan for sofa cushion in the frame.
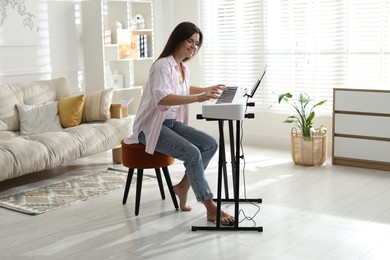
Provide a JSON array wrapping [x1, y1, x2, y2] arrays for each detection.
[[58, 94, 85, 128], [0, 78, 70, 131], [0, 87, 20, 131], [82, 88, 113, 122], [0, 117, 133, 182], [17, 101, 63, 135], [0, 131, 19, 140], [0, 137, 53, 180], [0, 133, 82, 181]]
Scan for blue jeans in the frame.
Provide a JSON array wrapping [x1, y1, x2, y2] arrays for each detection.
[[138, 119, 218, 202]]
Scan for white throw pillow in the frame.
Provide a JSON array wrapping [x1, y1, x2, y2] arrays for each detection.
[[17, 101, 63, 135]]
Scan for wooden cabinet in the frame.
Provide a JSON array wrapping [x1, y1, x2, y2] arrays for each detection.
[[81, 0, 154, 114], [332, 88, 390, 171]]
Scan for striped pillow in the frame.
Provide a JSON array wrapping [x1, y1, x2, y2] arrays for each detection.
[[82, 89, 113, 122]]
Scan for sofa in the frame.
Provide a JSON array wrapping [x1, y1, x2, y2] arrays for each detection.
[[0, 78, 132, 182]]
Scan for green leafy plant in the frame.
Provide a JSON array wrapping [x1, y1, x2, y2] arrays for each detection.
[[277, 92, 327, 137]]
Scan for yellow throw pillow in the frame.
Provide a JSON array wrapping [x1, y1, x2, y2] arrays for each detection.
[[58, 94, 85, 128]]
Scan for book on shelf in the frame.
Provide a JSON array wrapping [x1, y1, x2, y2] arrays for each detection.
[[129, 34, 148, 58], [117, 29, 131, 59], [116, 30, 148, 59], [104, 30, 111, 44], [139, 34, 148, 58]]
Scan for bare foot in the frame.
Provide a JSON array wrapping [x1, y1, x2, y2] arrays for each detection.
[[173, 185, 192, 211], [206, 206, 235, 225]]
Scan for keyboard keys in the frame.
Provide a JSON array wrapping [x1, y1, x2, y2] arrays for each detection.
[[216, 87, 238, 104]]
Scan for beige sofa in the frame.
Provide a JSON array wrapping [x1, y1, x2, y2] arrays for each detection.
[[0, 78, 132, 182]]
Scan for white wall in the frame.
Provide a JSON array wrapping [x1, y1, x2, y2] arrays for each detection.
[[0, 1, 82, 94], [48, 1, 83, 93]]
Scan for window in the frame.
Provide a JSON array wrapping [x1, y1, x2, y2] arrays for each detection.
[[201, 0, 390, 115], [200, 0, 266, 108]]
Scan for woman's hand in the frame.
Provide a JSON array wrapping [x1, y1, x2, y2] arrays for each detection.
[[195, 84, 226, 103], [188, 84, 226, 103], [196, 91, 220, 102], [205, 84, 226, 95]]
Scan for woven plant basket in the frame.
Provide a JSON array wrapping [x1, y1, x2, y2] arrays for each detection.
[[291, 127, 327, 166]]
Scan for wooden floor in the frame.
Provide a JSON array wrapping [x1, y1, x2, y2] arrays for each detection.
[[0, 146, 390, 260]]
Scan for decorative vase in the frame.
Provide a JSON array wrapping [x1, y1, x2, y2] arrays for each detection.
[[291, 127, 327, 166]]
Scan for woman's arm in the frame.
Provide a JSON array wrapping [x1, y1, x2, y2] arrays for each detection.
[[190, 84, 226, 95], [158, 92, 220, 106], [158, 83, 226, 106]]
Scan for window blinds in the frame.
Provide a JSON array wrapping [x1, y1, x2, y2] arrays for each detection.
[[200, 0, 390, 115], [201, 0, 266, 109]]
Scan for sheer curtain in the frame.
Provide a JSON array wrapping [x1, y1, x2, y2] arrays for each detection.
[[200, 0, 390, 115]]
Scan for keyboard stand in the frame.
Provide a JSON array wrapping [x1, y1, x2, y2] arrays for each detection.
[[192, 115, 263, 232]]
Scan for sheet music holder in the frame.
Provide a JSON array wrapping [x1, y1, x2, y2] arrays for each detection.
[[245, 65, 267, 98]]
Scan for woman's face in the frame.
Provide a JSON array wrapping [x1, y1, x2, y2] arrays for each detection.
[[178, 33, 200, 60]]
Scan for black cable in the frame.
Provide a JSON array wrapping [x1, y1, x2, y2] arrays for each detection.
[[238, 96, 261, 226]]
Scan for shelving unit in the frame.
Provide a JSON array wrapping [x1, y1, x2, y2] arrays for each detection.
[[81, 0, 154, 113], [105, 0, 154, 88]]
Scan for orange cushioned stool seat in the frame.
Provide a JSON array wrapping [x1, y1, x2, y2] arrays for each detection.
[[121, 140, 179, 215]]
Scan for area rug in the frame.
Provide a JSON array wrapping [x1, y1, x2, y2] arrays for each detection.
[[0, 168, 146, 215]]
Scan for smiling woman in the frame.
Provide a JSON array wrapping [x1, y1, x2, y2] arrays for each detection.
[[123, 21, 236, 226]]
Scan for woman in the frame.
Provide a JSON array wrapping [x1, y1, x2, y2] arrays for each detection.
[[124, 22, 234, 225]]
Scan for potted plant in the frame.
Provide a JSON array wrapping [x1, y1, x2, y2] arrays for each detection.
[[277, 92, 327, 166]]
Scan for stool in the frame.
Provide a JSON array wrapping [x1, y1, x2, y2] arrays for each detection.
[[121, 140, 179, 215]]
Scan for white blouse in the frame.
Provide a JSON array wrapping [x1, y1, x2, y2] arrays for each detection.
[[165, 80, 187, 119]]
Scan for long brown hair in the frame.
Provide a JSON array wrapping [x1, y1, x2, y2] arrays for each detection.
[[157, 22, 203, 62]]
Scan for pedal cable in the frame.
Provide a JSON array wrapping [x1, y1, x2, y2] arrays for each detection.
[[238, 97, 261, 226]]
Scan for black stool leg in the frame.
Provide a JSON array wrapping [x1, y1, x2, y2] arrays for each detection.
[[122, 168, 134, 204], [155, 168, 166, 200], [162, 167, 179, 210], [135, 169, 144, 216]]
